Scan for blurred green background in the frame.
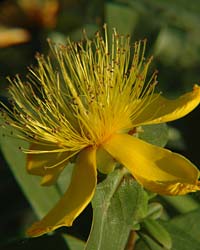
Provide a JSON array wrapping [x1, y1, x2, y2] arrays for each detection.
[[0, 0, 200, 249]]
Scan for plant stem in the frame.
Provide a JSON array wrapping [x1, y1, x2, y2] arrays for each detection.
[[125, 230, 136, 250]]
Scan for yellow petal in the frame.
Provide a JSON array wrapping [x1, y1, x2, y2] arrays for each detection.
[[96, 147, 116, 174], [103, 133, 200, 195], [26, 144, 70, 186], [40, 167, 65, 186], [27, 147, 97, 237], [0, 28, 30, 48], [133, 85, 200, 126]]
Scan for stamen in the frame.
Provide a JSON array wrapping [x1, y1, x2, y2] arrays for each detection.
[[1, 27, 156, 158]]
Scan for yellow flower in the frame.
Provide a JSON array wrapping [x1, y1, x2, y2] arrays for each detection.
[[3, 26, 200, 237]]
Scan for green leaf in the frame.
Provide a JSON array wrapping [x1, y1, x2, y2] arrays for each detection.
[[0, 124, 61, 219], [137, 198, 200, 250], [1, 234, 83, 250], [121, 0, 200, 67], [162, 195, 199, 214], [146, 202, 163, 220], [105, 2, 138, 35], [141, 219, 172, 249], [167, 125, 186, 151], [85, 168, 149, 250], [63, 234, 85, 250], [135, 233, 165, 250], [68, 24, 99, 41], [57, 163, 74, 194], [0, 121, 85, 248], [155, 208, 200, 250], [169, 208, 200, 240], [139, 123, 169, 147], [163, 223, 200, 250]]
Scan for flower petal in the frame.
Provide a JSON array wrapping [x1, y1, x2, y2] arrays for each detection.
[[103, 133, 200, 195], [40, 166, 65, 186], [0, 27, 30, 48], [26, 144, 70, 186], [133, 85, 200, 126], [27, 147, 97, 237], [96, 147, 116, 174]]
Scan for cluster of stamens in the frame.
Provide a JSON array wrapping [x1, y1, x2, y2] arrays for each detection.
[[1, 25, 158, 158]]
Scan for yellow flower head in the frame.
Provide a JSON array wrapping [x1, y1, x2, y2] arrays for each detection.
[[2, 25, 200, 237]]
